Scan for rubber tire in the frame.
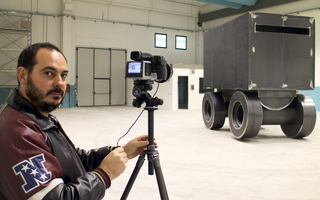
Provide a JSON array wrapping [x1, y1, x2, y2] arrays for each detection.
[[281, 94, 316, 138], [202, 92, 227, 129], [228, 91, 263, 139]]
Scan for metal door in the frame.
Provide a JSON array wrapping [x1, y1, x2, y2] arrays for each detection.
[[111, 50, 126, 105], [77, 48, 94, 106], [76, 47, 126, 106], [94, 49, 111, 106], [178, 76, 188, 109]]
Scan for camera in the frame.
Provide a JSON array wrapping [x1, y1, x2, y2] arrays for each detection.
[[126, 51, 173, 108], [126, 51, 172, 83]]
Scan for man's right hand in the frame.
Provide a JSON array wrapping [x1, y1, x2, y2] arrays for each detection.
[[99, 147, 128, 180]]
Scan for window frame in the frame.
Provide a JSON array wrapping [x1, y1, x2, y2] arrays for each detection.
[[175, 35, 187, 50], [154, 33, 167, 48]]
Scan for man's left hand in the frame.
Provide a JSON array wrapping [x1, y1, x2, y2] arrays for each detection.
[[122, 135, 158, 159]]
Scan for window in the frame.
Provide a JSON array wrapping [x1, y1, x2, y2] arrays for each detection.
[[155, 33, 167, 48], [175, 35, 187, 50]]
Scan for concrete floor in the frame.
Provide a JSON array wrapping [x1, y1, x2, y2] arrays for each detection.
[[52, 106, 320, 200]]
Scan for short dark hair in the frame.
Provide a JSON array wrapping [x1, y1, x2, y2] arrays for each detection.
[[17, 42, 67, 74], [17, 42, 67, 86]]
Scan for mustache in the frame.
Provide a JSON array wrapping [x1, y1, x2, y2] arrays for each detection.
[[46, 88, 64, 96]]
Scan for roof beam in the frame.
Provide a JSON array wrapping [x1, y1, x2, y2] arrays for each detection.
[[197, 0, 301, 26]]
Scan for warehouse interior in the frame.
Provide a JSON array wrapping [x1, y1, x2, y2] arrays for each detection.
[[1, 0, 320, 199]]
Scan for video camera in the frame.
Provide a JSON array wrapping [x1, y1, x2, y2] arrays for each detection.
[[126, 51, 172, 83], [126, 51, 173, 108]]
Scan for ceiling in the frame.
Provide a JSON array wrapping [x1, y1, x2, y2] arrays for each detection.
[[77, 0, 320, 29]]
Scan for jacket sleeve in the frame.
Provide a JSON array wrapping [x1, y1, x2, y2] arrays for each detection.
[[0, 110, 107, 200], [76, 146, 113, 172], [42, 173, 106, 200]]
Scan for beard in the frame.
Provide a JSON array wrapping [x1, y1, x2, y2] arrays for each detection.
[[25, 77, 65, 114]]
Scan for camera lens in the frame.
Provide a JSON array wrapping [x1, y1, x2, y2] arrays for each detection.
[[131, 51, 141, 60]]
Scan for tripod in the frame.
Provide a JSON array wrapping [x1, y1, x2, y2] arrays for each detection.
[[121, 105, 169, 200]]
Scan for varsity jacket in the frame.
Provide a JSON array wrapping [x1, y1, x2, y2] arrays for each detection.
[[0, 89, 113, 200]]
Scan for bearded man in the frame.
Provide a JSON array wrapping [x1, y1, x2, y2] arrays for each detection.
[[0, 43, 154, 200]]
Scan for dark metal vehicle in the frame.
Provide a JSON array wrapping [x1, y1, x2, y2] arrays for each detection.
[[202, 12, 316, 139]]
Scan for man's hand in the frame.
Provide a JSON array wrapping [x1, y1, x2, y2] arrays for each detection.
[[123, 135, 158, 159], [99, 147, 128, 180]]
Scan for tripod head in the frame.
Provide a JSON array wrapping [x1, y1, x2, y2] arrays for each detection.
[[132, 80, 163, 108]]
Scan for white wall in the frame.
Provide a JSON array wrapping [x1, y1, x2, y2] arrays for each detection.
[[0, 0, 202, 87]]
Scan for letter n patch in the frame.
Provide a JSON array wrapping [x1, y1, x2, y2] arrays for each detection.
[[13, 153, 52, 193]]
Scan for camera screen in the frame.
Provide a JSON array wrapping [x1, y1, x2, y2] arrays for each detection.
[[128, 62, 141, 73], [126, 61, 144, 78]]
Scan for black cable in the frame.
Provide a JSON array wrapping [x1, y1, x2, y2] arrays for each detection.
[[117, 108, 145, 146], [153, 82, 160, 97], [116, 82, 160, 146]]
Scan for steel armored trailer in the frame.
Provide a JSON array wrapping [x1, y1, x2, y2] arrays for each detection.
[[202, 12, 316, 139]]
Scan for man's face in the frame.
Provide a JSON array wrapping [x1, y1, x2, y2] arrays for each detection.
[[24, 48, 68, 115]]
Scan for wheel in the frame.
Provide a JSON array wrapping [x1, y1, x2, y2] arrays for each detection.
[[202, 92, 227, 129], [228, 91, 263, 139], [281, 94, 316, 138]]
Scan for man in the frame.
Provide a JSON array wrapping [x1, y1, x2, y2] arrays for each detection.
[[0, 43, 155, 200]]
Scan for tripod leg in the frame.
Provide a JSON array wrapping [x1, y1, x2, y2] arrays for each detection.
[[151, 152, 169, 200], [121, 153, 146, 200]]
